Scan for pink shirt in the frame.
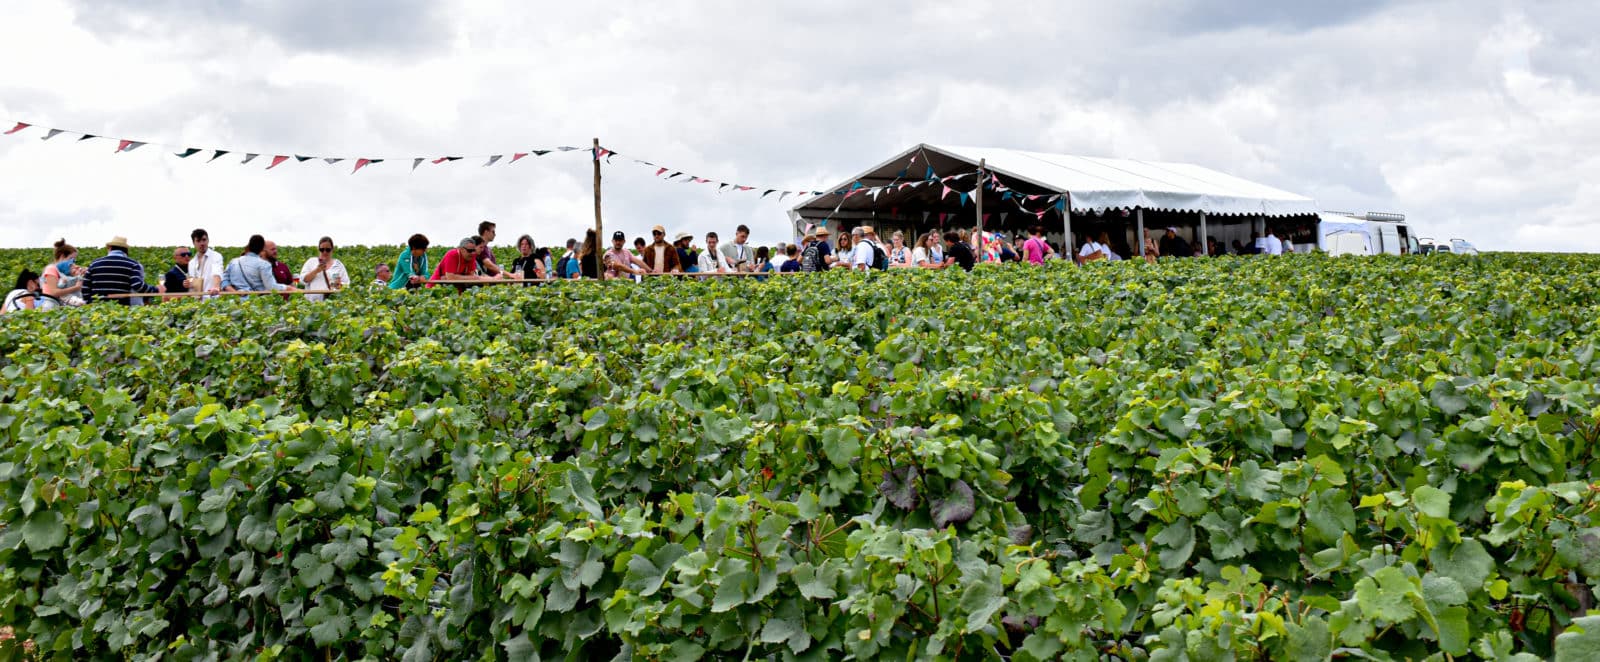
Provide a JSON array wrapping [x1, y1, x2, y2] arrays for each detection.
[[1023, 237, 1049, 265]]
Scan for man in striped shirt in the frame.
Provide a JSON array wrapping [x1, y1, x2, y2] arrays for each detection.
[[83, 236, 164, 305]]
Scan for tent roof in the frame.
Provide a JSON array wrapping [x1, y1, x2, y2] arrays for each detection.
[[790, 143, 1318, 219]]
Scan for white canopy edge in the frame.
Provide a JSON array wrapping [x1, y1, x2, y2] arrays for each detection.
[[927, 145, 1318, 217]]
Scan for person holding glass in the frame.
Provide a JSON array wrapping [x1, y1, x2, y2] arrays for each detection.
[[299, 236, 349, 301]]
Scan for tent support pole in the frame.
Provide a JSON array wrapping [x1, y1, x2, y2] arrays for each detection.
[[1199, 211, 1208, 257], [1063, 193, 1072, 262], [974, 158, 985, 255], [1136, 208, 1146, 260]]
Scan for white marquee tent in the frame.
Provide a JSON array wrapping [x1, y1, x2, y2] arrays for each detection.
[[789, 143, 1319, 253]]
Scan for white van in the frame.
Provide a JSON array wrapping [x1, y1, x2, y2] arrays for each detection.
[[1317, 212, 1420, 256]]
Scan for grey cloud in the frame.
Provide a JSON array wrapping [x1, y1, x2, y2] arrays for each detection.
[[1163, 0, 1399, 33], [69, 0, 447, 54]]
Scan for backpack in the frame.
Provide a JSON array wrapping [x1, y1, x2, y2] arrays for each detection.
[[800, 242, 823, 273], [557, 255, 578, 279], [864, 240, 888, 270]]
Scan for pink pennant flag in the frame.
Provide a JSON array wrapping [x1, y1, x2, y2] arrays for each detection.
[[267, 155, 290, 170], [736, 186, 754, 191], [115, 140, 145, 153], [655, 167, 668, 176], [352, 158, 374, 174], [1035, 210, 1047, 220], [1027, 195, 1041, 201], [3, 122, 30, 135], [941, 185, 954, 200], [983, 214, 991, 223], [938, 213, 947, 225], [510, 152, 529, 163]]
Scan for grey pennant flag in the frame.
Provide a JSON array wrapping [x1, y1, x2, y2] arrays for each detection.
[[241, 154, 260, 165], [484, 155, 503, 167]]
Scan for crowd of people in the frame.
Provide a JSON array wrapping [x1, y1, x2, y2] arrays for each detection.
[[1, 219, 1295, 313]]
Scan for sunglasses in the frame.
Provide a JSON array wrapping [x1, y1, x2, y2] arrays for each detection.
[[653, 230, 664, 235], [177, 252, 192, 258], [320, 247, 334, 253]]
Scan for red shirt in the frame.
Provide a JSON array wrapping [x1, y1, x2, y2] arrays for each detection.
[[427, 248, 476, 288]]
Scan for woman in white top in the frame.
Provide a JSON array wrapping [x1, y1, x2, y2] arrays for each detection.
[[4, 270, 44, 313], [888, 231, 914, 269], [299, 236, 349, 302], [41, 239, 86, 306]]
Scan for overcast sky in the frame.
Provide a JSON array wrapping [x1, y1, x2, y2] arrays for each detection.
[[0, 0, 1594, 251]]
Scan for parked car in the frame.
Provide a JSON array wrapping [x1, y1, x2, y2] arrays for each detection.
[[1450, 239, 1480, 255]]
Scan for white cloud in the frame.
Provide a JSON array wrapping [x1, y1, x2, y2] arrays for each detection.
[[0, 0, 1596, 252]]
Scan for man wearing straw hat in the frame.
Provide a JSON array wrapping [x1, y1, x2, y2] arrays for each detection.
[[83, 235, 164, 305]]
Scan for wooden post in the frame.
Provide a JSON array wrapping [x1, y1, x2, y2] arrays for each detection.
[[974, 159, 985, 257], [1199, 211, 1208, 257], [1136, 208, 1146, 259], [592, 138, 603, 259]]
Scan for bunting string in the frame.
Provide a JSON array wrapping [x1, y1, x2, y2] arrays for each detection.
[[607, 146, 980, 206], [0, 119, 586, 174]]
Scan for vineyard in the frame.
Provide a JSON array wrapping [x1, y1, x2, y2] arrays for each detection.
[[4, 250, 1600, 660]]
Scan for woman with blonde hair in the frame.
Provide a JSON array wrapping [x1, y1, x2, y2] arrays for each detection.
[[888, 231, 914, 268]]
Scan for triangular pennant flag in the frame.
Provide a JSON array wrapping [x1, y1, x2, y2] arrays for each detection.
[[241, 153, 260, 165], [175, 148, 201, 158], [666, 172, 682, 180], [42, 129, 64, 141], [895, 169, 908, 178], [207, 150, 230, 163], [412, 158, 424, 171], [3, 122, 30, 135], [983, 214, 991, 223], [779, 192, 792, 201], [910, 154, 919, 164], [1001, 191, 1013, 200], [959, 192, 970, 206], [267, 155, 289, 170], [655, 167, 669, 177], [850, 181, 864, 190], [531, 150, 551, 156], [1000, 213, 1009, 222], [718, 183, 730, 192], [484, 155, 503, 167], [78, 134, 97, 141], [925, 166, 935, 180], [294, 155, 312, 162], [115, 140, 146, 153], [938, 213, 947, 225], [323, 157, 344, 165], [736, 186, 754, 191], [942, 185, 954, 201], [1056, 197, 1068, 211], [1027, 195, 1040, 201], [510, 152, 528, 163], [1036, 210, 1047, 220], [761, 189, 775, 198], [922, 212, 931, 222], [557, 146, 581, 152], [352, 158, 376, 173]]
